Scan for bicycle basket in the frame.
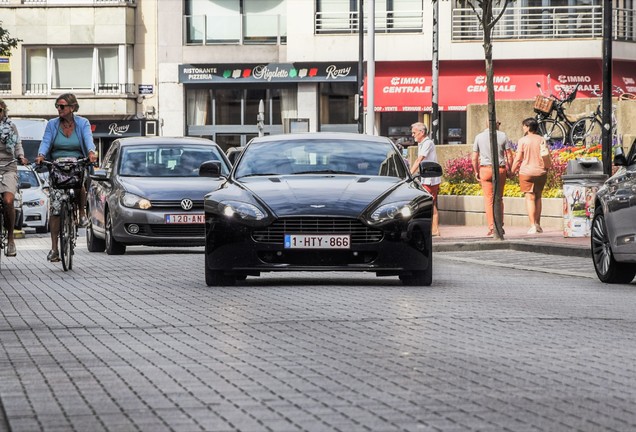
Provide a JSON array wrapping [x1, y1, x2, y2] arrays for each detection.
[[50, 162, 84, 189], [533, 95, 554, 115]]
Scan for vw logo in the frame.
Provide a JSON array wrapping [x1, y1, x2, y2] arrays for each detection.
[[180, 199, 194, 211]]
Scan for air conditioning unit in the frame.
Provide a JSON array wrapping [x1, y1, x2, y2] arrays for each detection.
[[145, 120, 157, 136]]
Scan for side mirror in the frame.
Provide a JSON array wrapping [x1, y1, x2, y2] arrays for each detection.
[[90, 168, 109, 181], [418, 161, 443, 178], [199, 161, 223, 178], [613, 146, 628, 167], [19, 182, 32, 190]]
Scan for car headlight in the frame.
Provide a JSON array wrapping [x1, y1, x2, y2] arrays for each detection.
[[121, 193, 152, 209], [369, 201, 413, 223], [220, 200, 266, 221], [25, 199, 46, 207]]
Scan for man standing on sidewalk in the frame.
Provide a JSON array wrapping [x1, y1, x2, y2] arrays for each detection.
[[410, 122, 441, 236], [472, 119, 513, 237]]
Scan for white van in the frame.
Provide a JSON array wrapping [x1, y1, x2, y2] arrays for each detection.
[[12, 118, 48, 161]]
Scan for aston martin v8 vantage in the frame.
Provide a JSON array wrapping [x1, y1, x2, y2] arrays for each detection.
[[201, 133, 442, 286]]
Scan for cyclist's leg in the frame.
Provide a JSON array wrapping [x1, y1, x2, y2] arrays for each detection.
[[48, 188, 63, 261], [2, 191, 17, 253], [76, 186, 88, 226]]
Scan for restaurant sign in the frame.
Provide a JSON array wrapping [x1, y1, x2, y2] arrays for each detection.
[[179, 62, 357, 84]]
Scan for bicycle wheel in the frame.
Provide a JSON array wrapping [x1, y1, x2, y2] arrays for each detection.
[[59, 202, 74, 271], [537, 119, 567, 146], [570, 117, 602, 147]]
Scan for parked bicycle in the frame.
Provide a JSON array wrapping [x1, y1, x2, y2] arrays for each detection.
[[568, 87, 635, 147], [533, 81, 581, 146], [38, 157, 93, 271]]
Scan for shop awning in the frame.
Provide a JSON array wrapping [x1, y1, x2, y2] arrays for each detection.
[[368, 59, 635, 112]]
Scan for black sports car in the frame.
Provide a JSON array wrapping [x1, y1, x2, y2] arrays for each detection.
[[201, 132, 442, 286], [591, 139, 636, 284]]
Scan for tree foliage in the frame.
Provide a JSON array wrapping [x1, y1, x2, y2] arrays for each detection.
[[0, 22, 21, 57]]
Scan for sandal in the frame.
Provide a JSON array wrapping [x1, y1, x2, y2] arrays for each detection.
[[6, 242, 16, 257], [47, 249, 60, 262]]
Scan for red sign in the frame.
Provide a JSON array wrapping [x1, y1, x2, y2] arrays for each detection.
[[368, 59, 635, 112]]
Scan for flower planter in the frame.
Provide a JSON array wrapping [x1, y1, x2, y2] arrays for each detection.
[[438, 195, 563, 229]]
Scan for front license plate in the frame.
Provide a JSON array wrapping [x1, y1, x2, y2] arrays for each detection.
[[165, 214, 205, 224], [284, 234, 350, 249]]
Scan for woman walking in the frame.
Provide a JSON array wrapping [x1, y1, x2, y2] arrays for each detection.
[[511, 117, 552, 234]]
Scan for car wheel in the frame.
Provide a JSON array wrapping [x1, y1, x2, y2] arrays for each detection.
[[399, 268, 432, 286], [105, 211, 126, 255], [86, 219, 106, 253], [591, 208, 636, 284], [204, 253, 236, 286]]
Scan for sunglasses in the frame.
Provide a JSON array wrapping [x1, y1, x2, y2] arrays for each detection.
[[55, 104, 70, 109]]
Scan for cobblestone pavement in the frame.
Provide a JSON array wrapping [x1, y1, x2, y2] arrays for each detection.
[[1, 233, 635, 431]]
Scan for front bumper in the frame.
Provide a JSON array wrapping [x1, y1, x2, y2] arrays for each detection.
[[111, 206, 205, 247], [205, 216, 432, 274]]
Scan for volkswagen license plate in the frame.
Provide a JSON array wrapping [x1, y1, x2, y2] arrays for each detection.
[[284, 234, 350, 249], [165, 214, 204, 224]]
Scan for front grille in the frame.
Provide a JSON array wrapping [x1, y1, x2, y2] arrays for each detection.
[[150, 200, 204, 210], [132, 224, 205, 237], [252, 217, 383, 244]]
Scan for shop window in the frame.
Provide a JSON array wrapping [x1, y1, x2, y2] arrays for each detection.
[[319, 82, 357, 126], [186, 87, 285, 127]]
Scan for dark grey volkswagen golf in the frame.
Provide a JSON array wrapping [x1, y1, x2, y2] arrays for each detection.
[[86, 137, 230, 255], [591, 139, 636, 284], [200, 132, 442, 287]]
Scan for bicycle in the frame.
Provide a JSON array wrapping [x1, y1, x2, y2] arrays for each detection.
[[39, 157, 92, 271], [534, 81, 581, 146], [568, 87, 632, 147]]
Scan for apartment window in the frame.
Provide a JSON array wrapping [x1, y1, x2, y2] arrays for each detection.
[[184, 0, 286, 44], [24, 46, 132, 94]]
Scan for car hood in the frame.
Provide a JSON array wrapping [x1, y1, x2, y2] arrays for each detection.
[[119, 176, 222, 200], [21, 187, 47, 201], [240, 175, 403, 217]]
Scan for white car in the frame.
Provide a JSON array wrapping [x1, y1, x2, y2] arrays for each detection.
[[18, 165, 50, 233]]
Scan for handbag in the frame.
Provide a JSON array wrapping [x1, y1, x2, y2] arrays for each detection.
[[49, 159, 84, 189], [539, 139, 552, 169]]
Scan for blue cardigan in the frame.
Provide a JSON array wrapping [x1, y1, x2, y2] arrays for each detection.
[[38, 115, 96, 158]]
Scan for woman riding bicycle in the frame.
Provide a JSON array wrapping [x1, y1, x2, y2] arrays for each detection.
[[0, 99, 28, 257], [35, 94, 98, 263]]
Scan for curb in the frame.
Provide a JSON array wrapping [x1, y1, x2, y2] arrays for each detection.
[[433, 240, 591, 258]]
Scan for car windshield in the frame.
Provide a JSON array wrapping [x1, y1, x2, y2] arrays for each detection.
[[234, 139, 408, 178], [119, 145, 229, 177], [18, 169, 40, 187]]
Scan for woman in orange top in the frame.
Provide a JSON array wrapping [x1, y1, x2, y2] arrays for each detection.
[[511, 117, 551, 234]]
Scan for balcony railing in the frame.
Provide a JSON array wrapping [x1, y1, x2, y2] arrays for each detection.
[[452, 6, 635, 42], [311, 6, 635, 42], [22, 83, 136, 95], [315, 10, 423, 34], [184, 14, 287, 45]]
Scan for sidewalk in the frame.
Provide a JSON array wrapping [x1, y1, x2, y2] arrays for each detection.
[[433, 224, 592, 257]]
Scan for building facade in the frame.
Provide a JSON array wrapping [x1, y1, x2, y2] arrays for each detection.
[[2, 0, 635, 153], [0, 0, 158, 159]]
